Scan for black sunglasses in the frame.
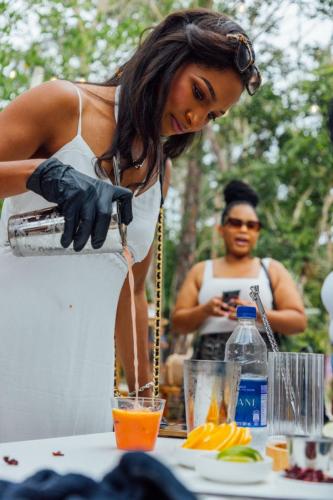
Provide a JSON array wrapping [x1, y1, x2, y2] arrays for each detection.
[[226, 33, 262, 96], [225, 217, 262, 232]]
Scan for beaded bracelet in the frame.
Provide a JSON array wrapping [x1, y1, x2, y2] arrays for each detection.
[[128, 381, 154, 397]]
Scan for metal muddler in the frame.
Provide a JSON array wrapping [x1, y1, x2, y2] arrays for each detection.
[[249, 285, 279, 352], [249, 285, 298, 423]]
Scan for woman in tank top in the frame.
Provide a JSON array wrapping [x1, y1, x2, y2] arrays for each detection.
[[0, 10, 261, 441], [172, 180, 307, 360]]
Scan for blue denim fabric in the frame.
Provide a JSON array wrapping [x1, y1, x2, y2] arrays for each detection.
[[0, 452, 196, 499]]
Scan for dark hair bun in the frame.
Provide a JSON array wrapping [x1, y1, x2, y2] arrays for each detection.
[[223, 180, 259, 208]]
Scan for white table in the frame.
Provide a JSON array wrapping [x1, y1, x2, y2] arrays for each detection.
[[0, 432, 332, 499]]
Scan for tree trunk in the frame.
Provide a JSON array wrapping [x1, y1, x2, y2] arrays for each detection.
[[172, 157, 202, 298]]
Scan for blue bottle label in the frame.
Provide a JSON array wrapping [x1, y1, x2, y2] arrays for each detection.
[[235, 377, 267, 427]]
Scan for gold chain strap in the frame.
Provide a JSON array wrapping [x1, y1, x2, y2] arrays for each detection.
[[113, 348, 121, 397], [153, 206, 164, 397]]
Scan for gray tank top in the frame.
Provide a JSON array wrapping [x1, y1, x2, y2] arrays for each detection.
[[198, 258, 274, 335]]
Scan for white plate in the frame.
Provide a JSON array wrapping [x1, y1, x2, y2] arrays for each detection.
[[196, 455, 273, 484], [173, 446, 217, 469]]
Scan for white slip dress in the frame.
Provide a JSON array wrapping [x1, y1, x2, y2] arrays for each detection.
[[0, 83, 161, 443]]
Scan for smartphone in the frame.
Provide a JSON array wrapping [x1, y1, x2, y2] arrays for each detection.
[[222, 290, 240, 305]]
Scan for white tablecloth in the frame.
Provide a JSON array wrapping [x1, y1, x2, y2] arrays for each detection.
[[0, 432, 332, 499]]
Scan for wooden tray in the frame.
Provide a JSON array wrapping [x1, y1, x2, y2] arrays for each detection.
[[159, 423, 187, 439]]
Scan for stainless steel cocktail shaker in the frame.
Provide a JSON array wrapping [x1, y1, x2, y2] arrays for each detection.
[[8, 206, 123, 257]]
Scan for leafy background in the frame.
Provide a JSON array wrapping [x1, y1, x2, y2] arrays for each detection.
[[1, 0, 333, 353]]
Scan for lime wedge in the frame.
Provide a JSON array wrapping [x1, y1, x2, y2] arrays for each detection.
[[217, 445, 263, 462], [218, 455, 254, 463]]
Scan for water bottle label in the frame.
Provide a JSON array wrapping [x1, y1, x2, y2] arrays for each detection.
[[235, 378, 267, 427]]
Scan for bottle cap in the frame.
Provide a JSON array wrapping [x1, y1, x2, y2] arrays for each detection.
[[236, 305, 257, 319]]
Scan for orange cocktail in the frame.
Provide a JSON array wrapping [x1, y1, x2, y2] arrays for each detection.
[[112, 397, 165, 451]]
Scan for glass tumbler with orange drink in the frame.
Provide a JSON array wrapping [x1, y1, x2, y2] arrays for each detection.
[[112, 397, 165, 451]]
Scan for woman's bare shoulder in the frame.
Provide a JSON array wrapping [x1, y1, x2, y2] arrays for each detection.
[[191, 260, 206, 273], [188, 260, 206, 286], [0, 80, 81, 160], [267, 258, 292, 285], [1, 79, 81, 139], [268, 258, 287, 273], [9, 80, 79, 116]]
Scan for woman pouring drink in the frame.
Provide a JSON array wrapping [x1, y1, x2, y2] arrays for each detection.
[[0, 9, 261, 442]]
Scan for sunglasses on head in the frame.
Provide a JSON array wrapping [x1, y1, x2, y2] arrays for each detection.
[[226, 33, 262, 96], [225, 217, 262, 232]]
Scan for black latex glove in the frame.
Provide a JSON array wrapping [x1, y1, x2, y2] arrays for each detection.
[[27, 158, 133, 251]]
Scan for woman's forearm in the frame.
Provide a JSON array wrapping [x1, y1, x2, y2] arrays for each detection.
[[172, 304, 209, 334], [129, 290, 151, 393], [115, 287, 151, 395], [264, 309, 307, 335], [0, 159, 44, 198]]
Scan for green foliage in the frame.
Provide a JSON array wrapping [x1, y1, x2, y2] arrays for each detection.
[[162, 224, 178, 315], [281, 317, 330, 354], [191, 50, 333, 351], [1, 0, 332, 353], [170, 2, 333, 352]]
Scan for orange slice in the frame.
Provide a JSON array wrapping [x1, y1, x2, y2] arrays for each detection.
[[182, 424, 205, 448], [182, 421, 252, 451], [201, 422, 216, 436], [182, 422, 215, 449], [199, 423, 232, 450], [240, 427, 252, 445], [237, 427, 248, 445], [216, 422, 237, 451], [182, 425, 204, 448], [223, 425, 243, 449]]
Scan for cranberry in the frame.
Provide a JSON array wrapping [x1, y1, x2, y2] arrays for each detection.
[[3, 456, 18, 466], [284, 466, 333, 483]]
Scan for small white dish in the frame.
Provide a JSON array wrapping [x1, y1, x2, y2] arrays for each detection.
[[196, 455, 273, 484], [173, 447, 217, 469]]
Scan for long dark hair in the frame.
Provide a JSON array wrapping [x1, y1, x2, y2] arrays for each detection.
[[96, 8, 258, 191]]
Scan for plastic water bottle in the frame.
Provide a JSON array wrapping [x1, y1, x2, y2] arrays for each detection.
[[224, 305, 268, 451]]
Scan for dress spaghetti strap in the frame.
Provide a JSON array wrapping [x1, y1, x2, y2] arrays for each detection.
[[203, 260, 213, 282], [71, 83, 83, 136]]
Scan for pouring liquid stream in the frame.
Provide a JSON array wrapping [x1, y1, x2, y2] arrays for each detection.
[[122, 246, 139, 406]]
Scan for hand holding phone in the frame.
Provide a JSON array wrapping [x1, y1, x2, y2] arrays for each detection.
[[222, 290, 240, 306]]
